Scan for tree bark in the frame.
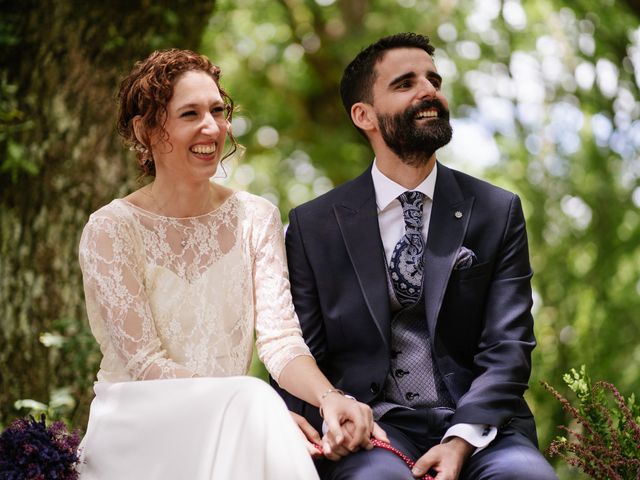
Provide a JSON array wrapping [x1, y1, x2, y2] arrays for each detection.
[[0, 0, 215, 428]]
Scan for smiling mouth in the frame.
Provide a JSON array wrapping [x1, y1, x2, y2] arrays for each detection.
[[190, 144, 217, 155], [415, 109, 438, 120]]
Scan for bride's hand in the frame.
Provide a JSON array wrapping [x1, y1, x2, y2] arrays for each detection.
[[321, 419, 388, 461], [319, 393, 388, 460], [289, 411, 324, 459]]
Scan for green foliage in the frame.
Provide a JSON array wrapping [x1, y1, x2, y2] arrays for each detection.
[[0, 76, 37, 182], [2, 4, 639, 476], [542, 366, 640, 479], [16, 317, 101, 431], [249, 346, 269, 381], [0, 0, 217, 429], [44, 317, 101, 389], [202, 7, 640, 478], [13, 388, 77, 427]]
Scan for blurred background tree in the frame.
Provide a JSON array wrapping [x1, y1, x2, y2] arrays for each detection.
[[0, 0, 216, 428], [1, 1, 638, 478]]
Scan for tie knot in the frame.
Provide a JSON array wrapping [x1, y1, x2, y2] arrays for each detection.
[[398, 191, 425, 229]]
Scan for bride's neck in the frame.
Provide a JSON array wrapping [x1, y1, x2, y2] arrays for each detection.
[[144, 178, 224, 218]]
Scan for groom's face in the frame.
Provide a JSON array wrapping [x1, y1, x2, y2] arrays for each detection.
[[370, 48, 452, 165]]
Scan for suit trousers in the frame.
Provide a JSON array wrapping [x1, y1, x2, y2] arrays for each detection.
[[316, 407, 558, 480]]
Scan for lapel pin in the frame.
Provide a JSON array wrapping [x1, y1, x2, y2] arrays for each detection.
[[454, 211, 463, 219]]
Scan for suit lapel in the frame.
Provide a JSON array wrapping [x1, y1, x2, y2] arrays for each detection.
[[334, 168, 391, 348], [424, 163, 474, 338]]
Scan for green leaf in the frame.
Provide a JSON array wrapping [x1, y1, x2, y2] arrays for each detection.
[[1, 141, 39, 182]]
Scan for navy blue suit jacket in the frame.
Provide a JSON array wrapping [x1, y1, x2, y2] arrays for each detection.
[[277, 162, 537, 441]]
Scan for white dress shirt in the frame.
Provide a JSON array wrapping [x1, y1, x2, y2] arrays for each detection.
[[372, 160, 436, 262], [371, 159, 497, 452]]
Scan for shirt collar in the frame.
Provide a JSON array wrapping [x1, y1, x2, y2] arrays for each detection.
[[371, 159, 437, 212]]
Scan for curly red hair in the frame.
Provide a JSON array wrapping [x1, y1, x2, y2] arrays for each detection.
[[117, 49, 237, 177]]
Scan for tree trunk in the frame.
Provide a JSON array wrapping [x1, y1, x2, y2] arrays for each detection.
[[0, 0, 215, 428]]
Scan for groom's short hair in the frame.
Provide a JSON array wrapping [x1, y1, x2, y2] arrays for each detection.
[[339, 33, 435, 119]]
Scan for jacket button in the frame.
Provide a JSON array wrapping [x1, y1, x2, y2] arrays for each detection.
[[405, 392, 419, 401], [370, 382, 379, 394]]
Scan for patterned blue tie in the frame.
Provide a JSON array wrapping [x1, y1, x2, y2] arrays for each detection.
[[389, 191, 425, 307]]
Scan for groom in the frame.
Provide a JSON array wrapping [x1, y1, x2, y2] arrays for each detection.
[[279, 33, 557, 479]]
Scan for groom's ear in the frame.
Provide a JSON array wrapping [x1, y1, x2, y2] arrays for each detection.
[[351, 102, 376, 134]]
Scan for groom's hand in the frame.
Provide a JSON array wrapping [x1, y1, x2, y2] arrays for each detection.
[[411, 437, 473, 480], [289, 411, 324, 459]]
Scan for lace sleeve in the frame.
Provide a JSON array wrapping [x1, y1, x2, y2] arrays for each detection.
[[79, 211, 196, 380], [253, 204, 312, 382]]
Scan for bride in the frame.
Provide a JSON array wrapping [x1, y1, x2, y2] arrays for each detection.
[[78, 48, 385, 479]]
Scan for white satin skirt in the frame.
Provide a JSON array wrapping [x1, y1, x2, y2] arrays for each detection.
[[78, 376, 319, 480]]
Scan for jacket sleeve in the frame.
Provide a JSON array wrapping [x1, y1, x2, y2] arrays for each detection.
[[283, 208, 328, 364], [452, 193, 536, 427], [269, 207, 326, 422]]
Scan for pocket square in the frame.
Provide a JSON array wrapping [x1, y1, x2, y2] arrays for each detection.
[[454, 246, 477, 270]]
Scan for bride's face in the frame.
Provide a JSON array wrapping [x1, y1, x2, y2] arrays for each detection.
[[149, 71, 230, 182]]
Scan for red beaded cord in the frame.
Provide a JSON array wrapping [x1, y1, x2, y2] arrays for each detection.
[[312, 440, 434, 480]]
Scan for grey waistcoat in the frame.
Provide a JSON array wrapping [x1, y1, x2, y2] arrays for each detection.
[[371, 259, 454, 420]]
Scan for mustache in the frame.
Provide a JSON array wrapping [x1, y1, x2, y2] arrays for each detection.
[[405, 99, 449, 119]]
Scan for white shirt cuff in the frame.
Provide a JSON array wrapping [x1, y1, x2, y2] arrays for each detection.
[[441, 423, 497, 455]]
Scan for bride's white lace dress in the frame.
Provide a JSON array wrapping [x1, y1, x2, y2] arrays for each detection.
[[77, 191, 319, 479]]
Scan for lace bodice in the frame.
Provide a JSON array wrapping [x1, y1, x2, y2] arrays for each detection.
[[79, 191, 311, 383]]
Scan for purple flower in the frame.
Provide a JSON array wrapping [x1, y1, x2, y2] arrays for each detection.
[[0, 414, 81, 480]]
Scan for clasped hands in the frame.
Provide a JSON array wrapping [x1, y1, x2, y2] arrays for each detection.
[[291, 393, 474, 480], [291, 392, 388, 461]]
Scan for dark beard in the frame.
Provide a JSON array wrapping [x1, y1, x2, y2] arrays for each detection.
[[378, 99, 453, 166]]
